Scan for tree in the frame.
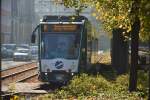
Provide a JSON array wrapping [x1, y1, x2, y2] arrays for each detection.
[[129, 0, 141, 91], [91, 0, 150, 91], [63, 0, 88, 16], [63, 0, 150, 91]]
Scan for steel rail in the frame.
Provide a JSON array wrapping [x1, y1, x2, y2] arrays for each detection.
[[1, 62, 36, 71], [1, 66, 37, 79], [17, 73, 38, 82]]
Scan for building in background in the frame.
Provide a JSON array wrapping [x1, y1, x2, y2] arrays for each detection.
[[1, 0, 12, 43], [1, 0, 35, 44]]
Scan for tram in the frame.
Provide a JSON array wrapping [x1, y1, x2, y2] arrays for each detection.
[[31, 16, 91, 83]]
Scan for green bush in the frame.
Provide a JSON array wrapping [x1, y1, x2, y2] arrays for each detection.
[[64, 74, 111, 97], [38, 73, 147, 99]]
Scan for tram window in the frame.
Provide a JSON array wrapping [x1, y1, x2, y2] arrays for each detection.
[[43, 24, 48, 32], [74, 32, 80, 47], [41, 34, 80, 59]]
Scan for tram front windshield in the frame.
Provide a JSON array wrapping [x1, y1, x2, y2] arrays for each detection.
[[41, 33, 80, 59]]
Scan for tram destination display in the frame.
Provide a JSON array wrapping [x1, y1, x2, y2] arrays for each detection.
[[42, 24, 78, 32]]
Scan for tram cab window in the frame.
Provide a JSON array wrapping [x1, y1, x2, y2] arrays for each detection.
[[41, 33, 79, 59]]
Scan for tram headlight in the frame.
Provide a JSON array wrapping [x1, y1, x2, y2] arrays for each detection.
[[71, 73, 74, 76], [45, 72, 48, 75]]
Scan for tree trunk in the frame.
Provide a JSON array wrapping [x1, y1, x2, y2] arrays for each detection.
[[148, 60, 150, 100], [148, 37, 150, 100], [128, 0, 141, 92], [129, 16, 140, 91]]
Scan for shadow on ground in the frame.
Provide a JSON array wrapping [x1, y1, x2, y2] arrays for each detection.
[[87, 63, 117, 81]]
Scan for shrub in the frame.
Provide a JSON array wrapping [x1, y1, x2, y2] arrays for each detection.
[[41, 73, 146, 99]]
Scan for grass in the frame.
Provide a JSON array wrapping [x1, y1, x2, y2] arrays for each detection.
[[38, 71, 148, 99]]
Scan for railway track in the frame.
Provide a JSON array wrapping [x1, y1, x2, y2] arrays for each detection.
[[1, 62, 39, 85], [1, 61, 50, 100]]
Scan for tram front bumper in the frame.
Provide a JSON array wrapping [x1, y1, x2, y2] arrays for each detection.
[[39, 71, 73, 83]]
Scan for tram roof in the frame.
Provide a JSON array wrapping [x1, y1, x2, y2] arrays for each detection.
[[41, 15, 88, 22], [40, 21, 85, 24]]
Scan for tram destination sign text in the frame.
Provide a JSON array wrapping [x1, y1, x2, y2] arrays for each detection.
[[53, 24, 77, 32], [43, 24, 78, 32]]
